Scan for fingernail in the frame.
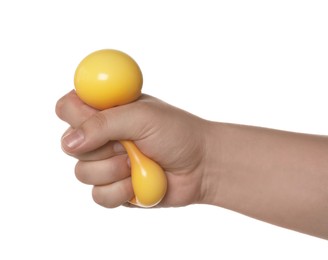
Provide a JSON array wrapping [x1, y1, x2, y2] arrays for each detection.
[[113, 142, 126, 153], [62, 129, 84, 149]]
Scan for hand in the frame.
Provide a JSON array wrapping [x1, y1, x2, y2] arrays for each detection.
[[56, 90, 328, 238], [56, 90, 210, 208]]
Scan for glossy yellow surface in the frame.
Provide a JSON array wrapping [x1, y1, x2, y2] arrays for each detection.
[[74, 49, 143, 110], [74, 49, 167, 207], [121, 141, 167, 207]]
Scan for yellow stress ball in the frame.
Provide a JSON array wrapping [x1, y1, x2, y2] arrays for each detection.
[[74, 49, 167, 207], [74, 49, 143, 110]]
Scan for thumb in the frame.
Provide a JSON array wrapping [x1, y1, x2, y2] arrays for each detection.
[[61, 97, 156, 155]]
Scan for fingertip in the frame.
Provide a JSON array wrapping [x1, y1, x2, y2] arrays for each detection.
[[92, 178, 134, 208], [74, 155, 130, 185], [55, 95, 65, 120], [55, 90, 76, 118]]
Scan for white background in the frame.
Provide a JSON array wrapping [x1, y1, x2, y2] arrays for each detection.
[[0, 0, 327, 259]]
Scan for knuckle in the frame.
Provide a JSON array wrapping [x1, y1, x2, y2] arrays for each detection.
[[91, 111, 110, 131], [130, 100, 158, 127], [134, 99, 154, 115]]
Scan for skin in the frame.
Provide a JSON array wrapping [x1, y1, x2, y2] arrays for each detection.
[[56, 90, 328, 239]]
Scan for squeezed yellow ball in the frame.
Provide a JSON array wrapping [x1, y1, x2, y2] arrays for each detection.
[[74, 49, 167, 207], [74, 49, 143, 110]]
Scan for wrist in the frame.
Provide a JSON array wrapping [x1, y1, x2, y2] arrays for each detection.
[[199, 121, 227, 206]]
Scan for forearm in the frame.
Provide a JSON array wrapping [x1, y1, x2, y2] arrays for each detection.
[[202, 122, 328, 239]]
